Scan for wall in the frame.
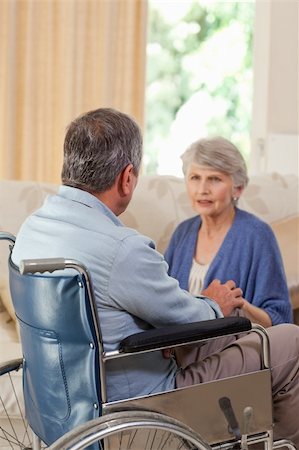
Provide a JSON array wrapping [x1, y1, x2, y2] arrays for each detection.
[[250, 0, 298, 175]]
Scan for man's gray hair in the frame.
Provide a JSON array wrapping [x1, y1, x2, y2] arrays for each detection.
[[62, 108, 143, 192], [181, 137, 249, 188]]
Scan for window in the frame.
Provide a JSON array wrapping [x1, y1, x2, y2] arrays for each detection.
[[144, 0, 254, 176]]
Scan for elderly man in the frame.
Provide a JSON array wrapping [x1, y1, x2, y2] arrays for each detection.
[[12, 108, 299, 446]]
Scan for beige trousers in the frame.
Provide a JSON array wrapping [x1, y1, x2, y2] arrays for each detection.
[[175, 323, 299, 448]]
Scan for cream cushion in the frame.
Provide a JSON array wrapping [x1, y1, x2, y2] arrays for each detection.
[[0, 180, 57, 327], [271, 216, 299, 309], [0, 304, 19, 344], [0, 283, 15, 324]]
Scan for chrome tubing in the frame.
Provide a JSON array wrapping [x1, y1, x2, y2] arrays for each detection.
[[251, 324, 271, 369]]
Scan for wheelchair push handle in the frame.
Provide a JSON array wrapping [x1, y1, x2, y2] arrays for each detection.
[[20, 258, 67, 274], [0, 232, 16, 244]]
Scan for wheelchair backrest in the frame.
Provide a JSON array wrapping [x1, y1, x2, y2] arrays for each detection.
[[9, 258, 102, 446]]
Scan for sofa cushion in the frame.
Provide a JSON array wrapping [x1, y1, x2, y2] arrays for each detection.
[[238, 173, 298, 224], [0, 180, 58, 332], [0, 300, 19, 344], [0, 282, 16, 324], [271, 216, 299, 309]]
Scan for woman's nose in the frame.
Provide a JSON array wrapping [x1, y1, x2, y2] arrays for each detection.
[[197, 180, 210, 194]]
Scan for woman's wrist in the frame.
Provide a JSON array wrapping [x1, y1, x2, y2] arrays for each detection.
[[241, 299, 272, 327]]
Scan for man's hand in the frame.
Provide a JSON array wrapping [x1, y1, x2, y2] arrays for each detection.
[[201, 279, 244, 316]]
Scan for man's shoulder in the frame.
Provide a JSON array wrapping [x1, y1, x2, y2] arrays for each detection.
[[35, 192, 142, 240], [12, 193, 154, 266]]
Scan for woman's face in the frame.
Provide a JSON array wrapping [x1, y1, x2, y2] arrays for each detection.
[[185, 164, 242, 218]]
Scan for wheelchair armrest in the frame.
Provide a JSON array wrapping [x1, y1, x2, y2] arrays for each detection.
[[119, 316, 251, 353]]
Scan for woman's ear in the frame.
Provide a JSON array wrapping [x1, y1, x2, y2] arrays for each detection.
[[232, 185, 244, 201]]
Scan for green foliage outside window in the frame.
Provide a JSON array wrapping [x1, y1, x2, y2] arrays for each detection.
[[144, 1, 254, 175]]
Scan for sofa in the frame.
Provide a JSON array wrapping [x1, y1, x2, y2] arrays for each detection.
[[0, 173, 298, 364]]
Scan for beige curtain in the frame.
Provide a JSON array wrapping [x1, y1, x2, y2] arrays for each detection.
[[0, 0, 148, 183]]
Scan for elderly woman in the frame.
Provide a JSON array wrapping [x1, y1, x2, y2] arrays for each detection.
[[165, 137, 292, 326]]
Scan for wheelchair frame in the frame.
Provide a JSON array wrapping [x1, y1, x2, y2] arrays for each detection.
[[0, 232, 296, 450]]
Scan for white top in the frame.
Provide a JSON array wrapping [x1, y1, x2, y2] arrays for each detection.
[[189, 258, 210, 296]]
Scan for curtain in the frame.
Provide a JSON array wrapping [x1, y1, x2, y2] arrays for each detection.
[[0, 0, 148, 183]]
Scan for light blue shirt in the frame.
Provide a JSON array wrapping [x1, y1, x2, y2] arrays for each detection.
[[12, 186, 222, 401]]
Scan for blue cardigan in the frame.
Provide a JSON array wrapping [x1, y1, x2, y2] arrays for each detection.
[[164, 208, 293, 325]]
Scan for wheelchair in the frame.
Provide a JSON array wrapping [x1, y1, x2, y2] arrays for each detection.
[[0, 232, 296, 450]]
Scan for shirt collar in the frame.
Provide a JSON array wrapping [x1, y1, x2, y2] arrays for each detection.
[[58, 185, 123, 226]]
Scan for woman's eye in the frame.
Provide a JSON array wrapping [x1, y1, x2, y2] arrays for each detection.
[[210, 177, 221, 182]]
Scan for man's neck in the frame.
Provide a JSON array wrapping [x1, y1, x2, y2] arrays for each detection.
[[92, 189, 126, 217]]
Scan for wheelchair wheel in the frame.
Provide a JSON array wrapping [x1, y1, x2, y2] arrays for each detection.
[[0, 359, 46, 450], [48, 410, 211, 450]]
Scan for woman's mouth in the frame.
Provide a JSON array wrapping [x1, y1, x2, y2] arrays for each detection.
[[197, 200, 213, 205]]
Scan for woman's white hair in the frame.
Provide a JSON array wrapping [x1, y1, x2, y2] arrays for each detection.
[[181, 136, 249, 188]]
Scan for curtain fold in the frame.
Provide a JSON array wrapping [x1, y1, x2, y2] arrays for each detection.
[[0, 0, 148, 183]]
